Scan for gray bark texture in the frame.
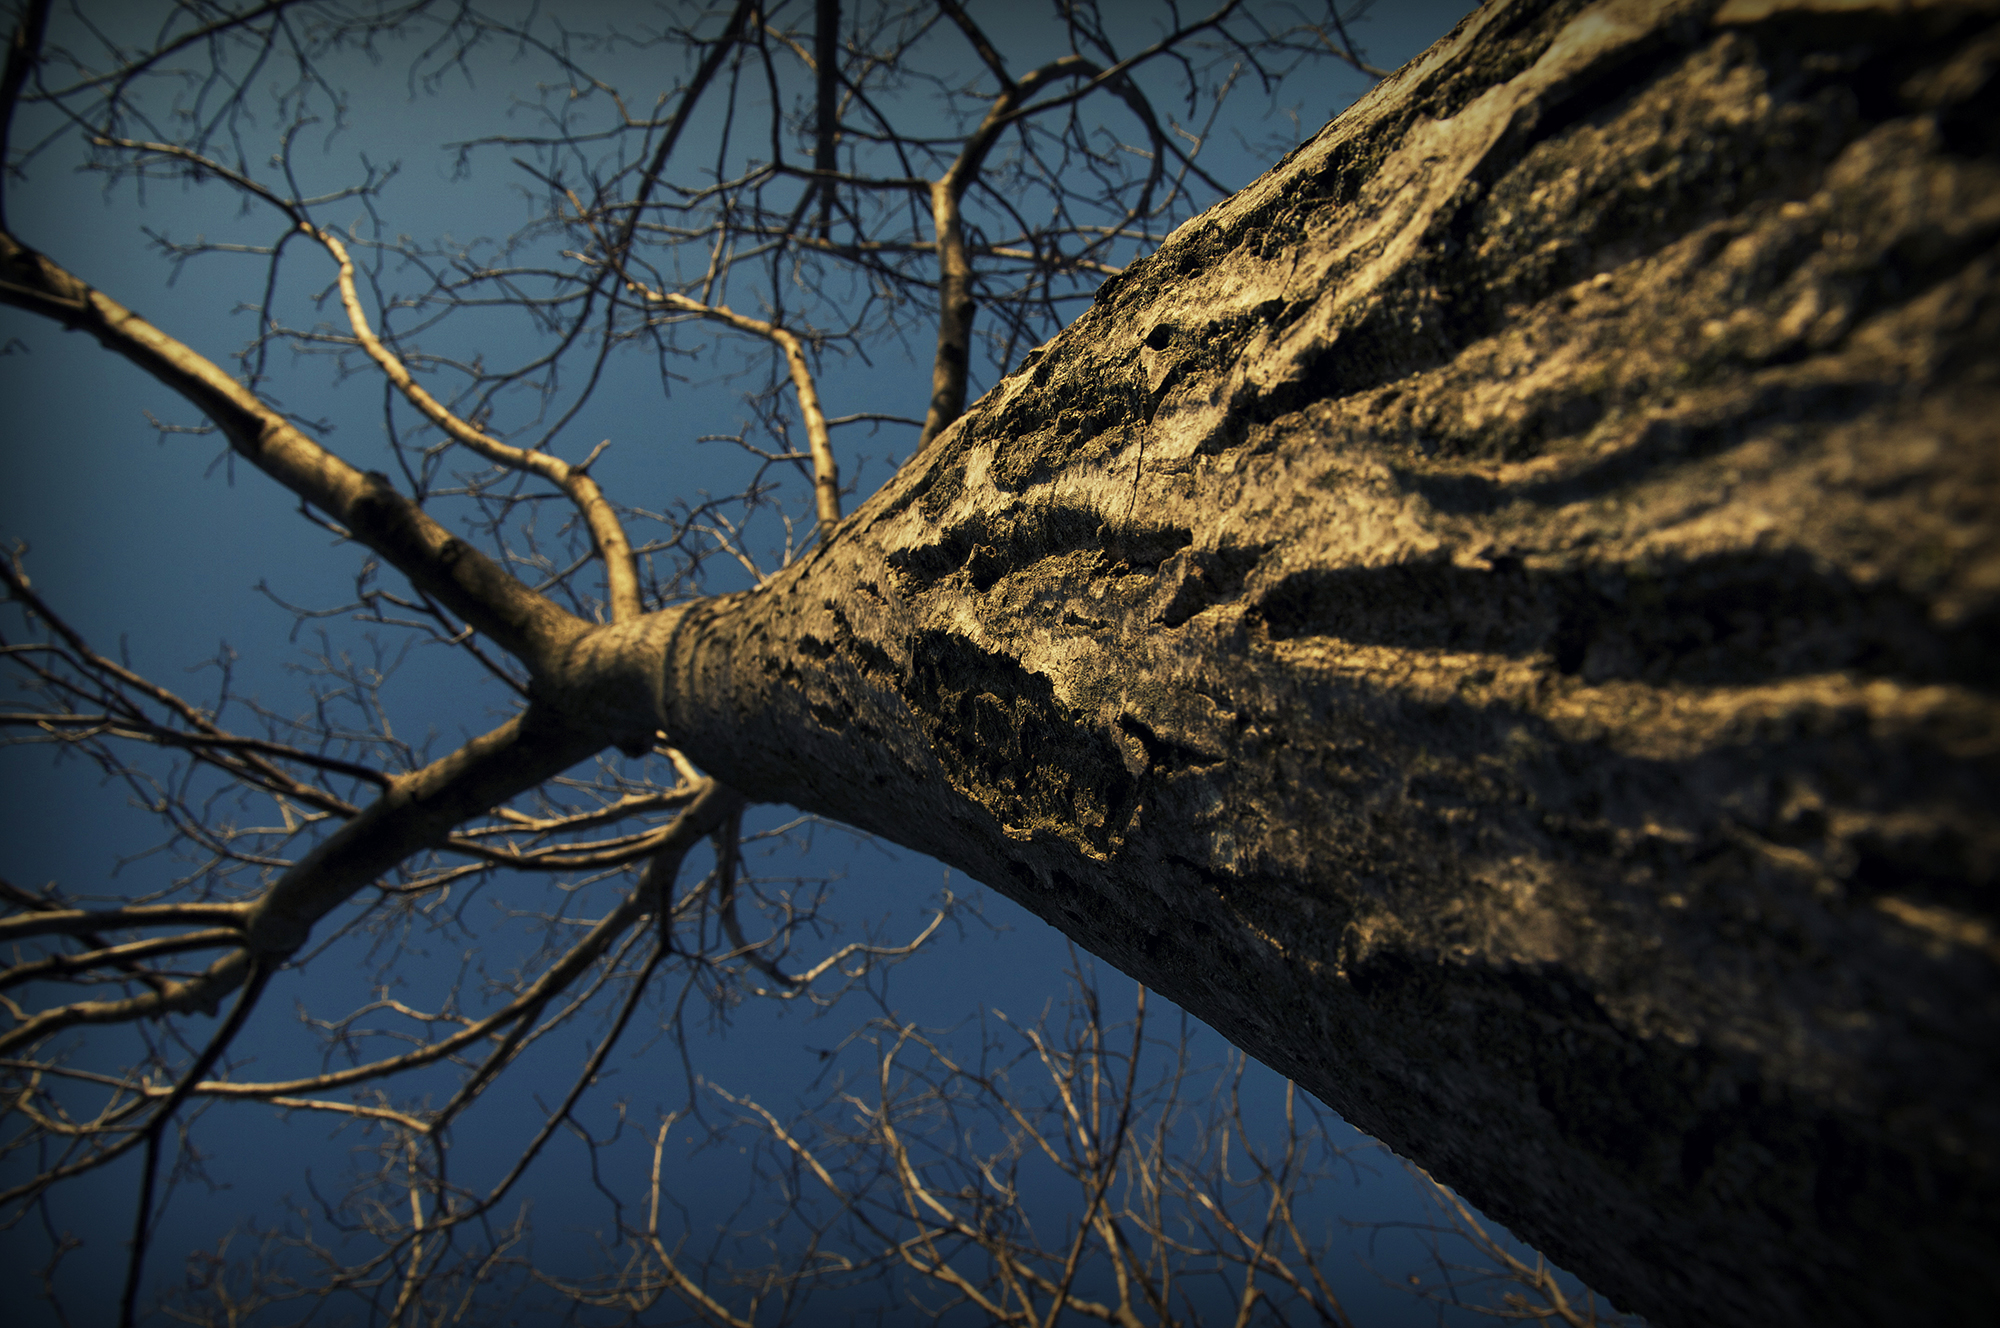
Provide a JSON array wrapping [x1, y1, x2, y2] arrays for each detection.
[[657, 0, 2000, 1323]]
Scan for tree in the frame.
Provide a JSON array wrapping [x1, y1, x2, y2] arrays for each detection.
[[0, 1, 1429, 1324], [4, 0, 1997, 1325]]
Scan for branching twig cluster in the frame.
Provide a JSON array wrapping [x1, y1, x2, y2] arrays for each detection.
[[534, 966, 1641, 1327]]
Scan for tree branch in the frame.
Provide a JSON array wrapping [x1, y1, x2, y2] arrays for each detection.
[[814, 0, 840, 239], [0, 901, 250, 946], [0, 231, 587, 672], [624, 281, 843, 538], [0, 0, 52, 233], [120, 958, 273, 1328], [236, 707, 607, 957], [311, 223, 645, 620]]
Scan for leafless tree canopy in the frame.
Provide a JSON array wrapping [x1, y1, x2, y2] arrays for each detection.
[[696, 967, 1634, 1328], [0, 2, 1593, 1323]]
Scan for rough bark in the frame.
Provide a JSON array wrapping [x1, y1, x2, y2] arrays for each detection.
[[656, 1, 2000, 1324]]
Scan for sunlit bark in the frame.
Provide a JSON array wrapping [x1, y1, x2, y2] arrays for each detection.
[[653, 3, 2000, 1325]]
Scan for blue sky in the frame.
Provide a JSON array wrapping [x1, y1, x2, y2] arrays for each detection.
[[0, 4, 1640, 1323]]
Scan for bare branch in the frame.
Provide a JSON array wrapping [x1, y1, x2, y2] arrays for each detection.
[[623, 279, 843, 538], [310, 224, 645, 621], [0, 232, 586, 671], [0, 0, 52, 232]]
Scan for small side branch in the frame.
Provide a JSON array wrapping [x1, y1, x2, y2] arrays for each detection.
[[624, 281, 842, 540], [309, 224, 644, 621]]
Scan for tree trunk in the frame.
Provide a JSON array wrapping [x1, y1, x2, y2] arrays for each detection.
[[658, 0, 2000, 1324]]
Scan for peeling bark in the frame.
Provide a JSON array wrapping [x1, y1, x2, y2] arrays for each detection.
[[659, 1, 2000, 1324]]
